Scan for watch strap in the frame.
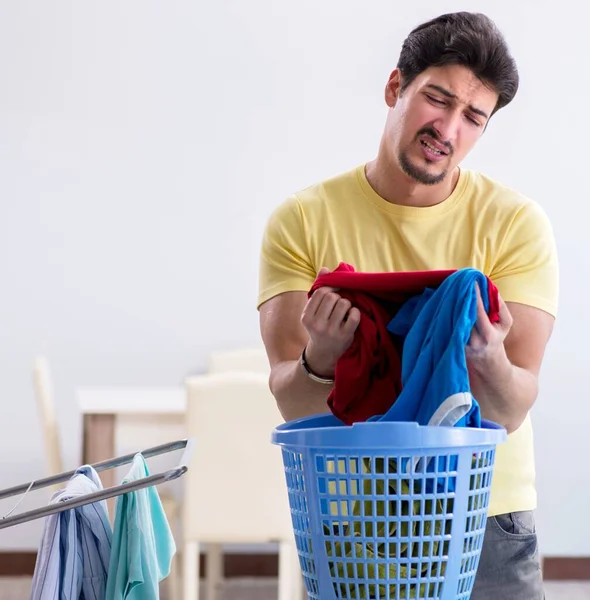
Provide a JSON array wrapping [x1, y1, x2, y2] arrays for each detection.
[[300, 346, 335, 384]]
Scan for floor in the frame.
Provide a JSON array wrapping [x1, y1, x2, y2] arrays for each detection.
[[0, 577, 588, 599], [0, 577, 275, 599]]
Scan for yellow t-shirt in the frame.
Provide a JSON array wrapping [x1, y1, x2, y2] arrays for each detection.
[[257, 164, 559, 517]]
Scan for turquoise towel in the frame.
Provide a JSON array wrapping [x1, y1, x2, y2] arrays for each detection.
[[105, 454, 176, 600]]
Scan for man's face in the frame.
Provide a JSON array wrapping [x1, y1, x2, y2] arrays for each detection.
[[384, 64, 499, 185]]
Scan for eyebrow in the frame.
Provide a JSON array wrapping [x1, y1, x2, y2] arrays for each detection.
[[425, 84, 490, 119]]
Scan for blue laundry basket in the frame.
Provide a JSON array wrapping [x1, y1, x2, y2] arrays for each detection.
[[271, 414, 506, 600]]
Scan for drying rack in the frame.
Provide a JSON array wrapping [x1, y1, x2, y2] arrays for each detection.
[[0, 437, 194, 530]]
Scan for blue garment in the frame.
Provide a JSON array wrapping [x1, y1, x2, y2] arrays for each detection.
[[380, 267, 490, 428], [105, 454, 176, 600], [30, 466, 112, 600], [375, 268, 492, 493]]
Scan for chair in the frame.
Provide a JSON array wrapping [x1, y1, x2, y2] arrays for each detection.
[[182, 371, 302, 600], [204, 347, 277, 597], [32, 356, 63, 494], [32, 356, 181, 599]]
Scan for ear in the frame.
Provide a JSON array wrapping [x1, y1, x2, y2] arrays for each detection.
[[385, 69, 403, 108]]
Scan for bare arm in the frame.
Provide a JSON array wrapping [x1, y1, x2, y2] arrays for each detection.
[[259, 291, 332, 421], [468, 296, 555, 433]]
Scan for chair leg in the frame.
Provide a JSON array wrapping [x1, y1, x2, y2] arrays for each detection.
[[183, 541, 200, 600], [206, 543, 223, 600], [167, 553, 180, 600], [279, 540, 302, 600]]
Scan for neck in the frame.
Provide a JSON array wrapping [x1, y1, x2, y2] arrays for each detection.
[[365, 152, 460, 208]]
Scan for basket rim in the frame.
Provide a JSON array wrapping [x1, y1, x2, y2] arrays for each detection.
[[271, 414, 506, 450]]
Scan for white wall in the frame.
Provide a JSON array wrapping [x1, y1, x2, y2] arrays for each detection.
[[0, 0, 587, 554]]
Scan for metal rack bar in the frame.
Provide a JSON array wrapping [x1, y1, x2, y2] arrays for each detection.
[[0, 437, 194, 530]]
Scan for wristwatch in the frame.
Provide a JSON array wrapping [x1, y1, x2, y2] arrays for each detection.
[[300, 346, 335, 384]]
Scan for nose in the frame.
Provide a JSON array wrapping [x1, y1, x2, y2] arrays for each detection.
[[432, 109, 461, 146]]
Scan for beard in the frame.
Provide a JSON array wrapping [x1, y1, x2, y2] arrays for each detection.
[[398, 149, 447, 185], [398, 127, 453, 186]]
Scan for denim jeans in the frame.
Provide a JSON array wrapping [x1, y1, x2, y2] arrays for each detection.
[[470, 510, 544, 599]]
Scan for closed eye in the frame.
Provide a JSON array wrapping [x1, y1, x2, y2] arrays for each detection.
[[425, 94, 445, 105], [465, 114, 482, 127]]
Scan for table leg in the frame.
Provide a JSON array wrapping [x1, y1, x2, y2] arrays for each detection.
[[82, 413, 116, 519]]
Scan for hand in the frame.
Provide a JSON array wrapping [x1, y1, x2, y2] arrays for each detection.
[[466, 283, 513, 370], [301, 267, 361, 377]]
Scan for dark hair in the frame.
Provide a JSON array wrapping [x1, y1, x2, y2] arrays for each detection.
[[397, 12, 519, 114]]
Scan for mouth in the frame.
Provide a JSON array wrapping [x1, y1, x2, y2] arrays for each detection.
[[419, 138, 448, 156]]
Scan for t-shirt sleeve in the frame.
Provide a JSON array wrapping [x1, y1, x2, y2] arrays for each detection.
[[257, 195, 317, 309], [490, 200, 559, 317]]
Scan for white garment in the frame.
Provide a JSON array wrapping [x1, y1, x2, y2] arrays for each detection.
[[30, 466, 112, 600]]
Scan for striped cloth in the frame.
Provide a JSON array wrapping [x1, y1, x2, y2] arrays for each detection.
[[30, 465, 112, 600]]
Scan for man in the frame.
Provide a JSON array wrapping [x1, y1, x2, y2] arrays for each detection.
[[257, 11, 558, 599]]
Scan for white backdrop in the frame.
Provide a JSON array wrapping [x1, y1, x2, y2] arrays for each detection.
[[0, 0, 586, 554]]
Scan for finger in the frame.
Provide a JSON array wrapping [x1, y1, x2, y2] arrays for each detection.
[[314, 265, 340, 292], [467, 326, 484, 349], [341, 307, 361, 335], [474, 282, 494, 338], [315, 291, 341, 322], [329, 297, 352, 328], [497, 294, 513, 328], [306, 286, 338, 316]]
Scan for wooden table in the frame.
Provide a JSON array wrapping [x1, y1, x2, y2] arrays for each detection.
[[78, 386, 186, 491]]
